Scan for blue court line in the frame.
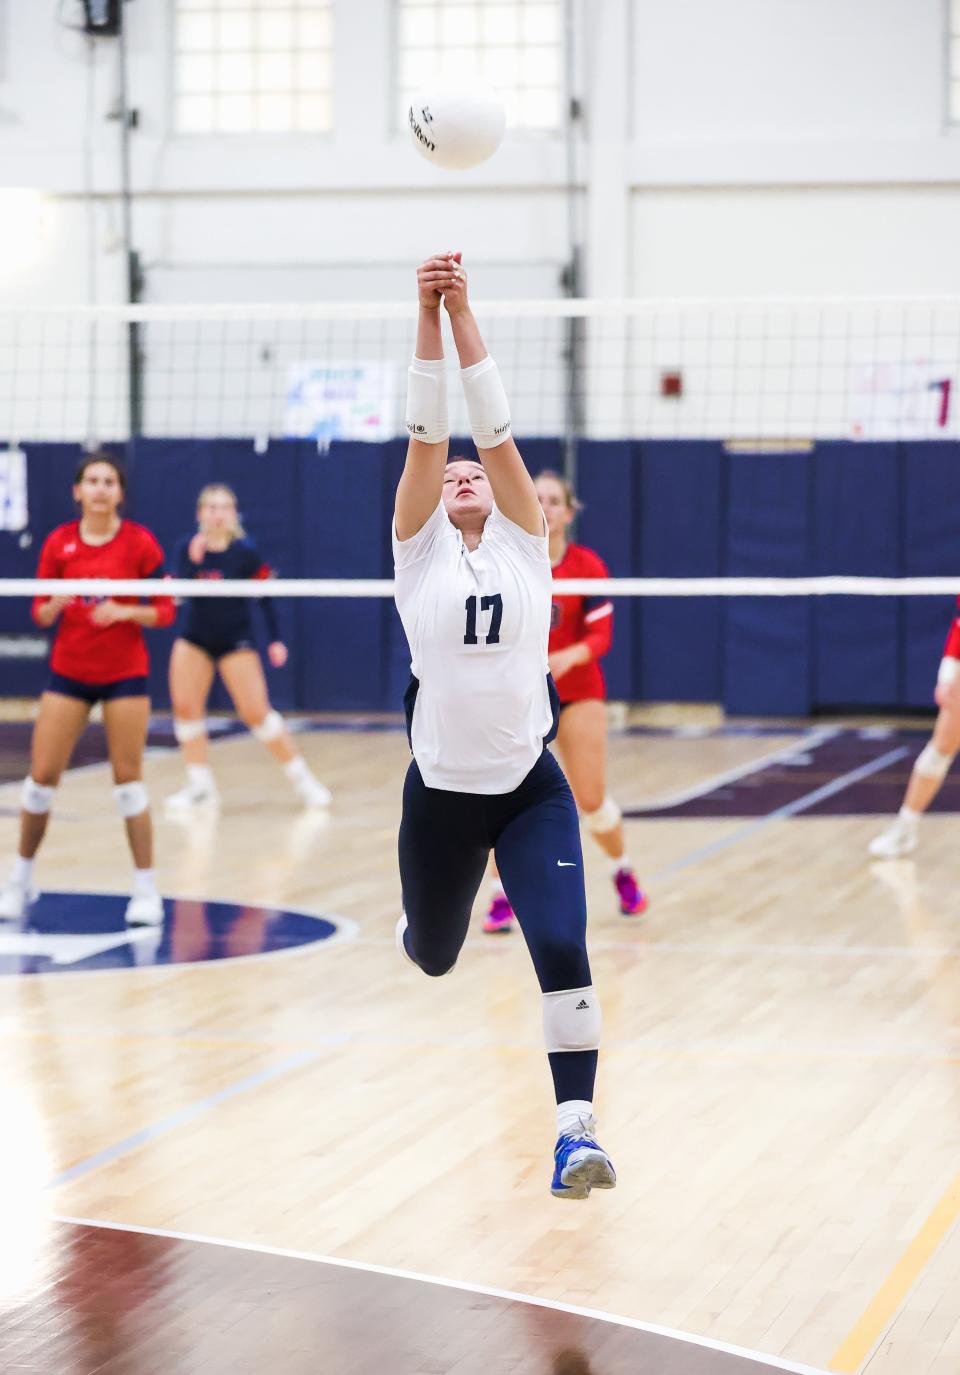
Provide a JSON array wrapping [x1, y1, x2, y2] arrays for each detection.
[[44, 1047, 322, 1192], [650, 745, 911, 881]]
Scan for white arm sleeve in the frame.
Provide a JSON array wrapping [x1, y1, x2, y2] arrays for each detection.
[[405, 356, 450, 445], [460, 355, 511, 449]]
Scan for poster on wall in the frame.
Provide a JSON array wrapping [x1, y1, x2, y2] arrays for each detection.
[[0, 448, 28, 531], [849, 361, 955, 440], [284, 363, 397, 442]]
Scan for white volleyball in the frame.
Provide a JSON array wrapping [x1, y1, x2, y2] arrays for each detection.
[[408, 83, 506, 171]]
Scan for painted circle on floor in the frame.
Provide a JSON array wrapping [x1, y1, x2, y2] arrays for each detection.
[[0, 891, 348, 976]]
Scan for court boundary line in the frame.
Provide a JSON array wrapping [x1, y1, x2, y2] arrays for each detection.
[[48, 1213, 831, 1374], [651, 746, 911, 880], [627, 725, 841, 812], [827, 1167, 960, 1373], [44, 1050, 324, 1191]]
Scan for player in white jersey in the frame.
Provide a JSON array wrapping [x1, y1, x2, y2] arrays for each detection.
[[392, 253, 616, 1200]]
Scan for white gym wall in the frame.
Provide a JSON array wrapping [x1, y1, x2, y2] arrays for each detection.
[[0, 0, 955, 307]]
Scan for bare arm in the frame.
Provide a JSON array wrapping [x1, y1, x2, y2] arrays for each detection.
[[32, 595, 72, 628], [444, 269, 543, 537], [394, 256, 461, 542], [89, 600, 164, 628]]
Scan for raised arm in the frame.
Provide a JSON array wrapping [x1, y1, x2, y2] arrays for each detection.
[[394, 256, 461, 541], [443, 264, 543, 537]]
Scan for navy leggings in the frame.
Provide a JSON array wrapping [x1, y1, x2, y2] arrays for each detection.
[[398, 748, 596, 1104]]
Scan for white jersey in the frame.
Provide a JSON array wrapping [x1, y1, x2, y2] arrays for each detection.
[[393, 498, 554, 794]]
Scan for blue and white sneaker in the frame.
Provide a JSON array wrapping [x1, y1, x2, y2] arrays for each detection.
[[550, 1116, 617, 1200]]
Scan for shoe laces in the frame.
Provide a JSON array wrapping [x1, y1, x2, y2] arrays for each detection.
[[558, 1114, 598, 1149]]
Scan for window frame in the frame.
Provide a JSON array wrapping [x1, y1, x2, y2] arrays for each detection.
[[170, 0, 336, 139], [393, 0, 566, 138]]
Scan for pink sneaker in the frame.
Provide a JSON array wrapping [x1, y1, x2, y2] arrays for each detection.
[[483, 895, 516, 934], [614, 868, 648, 917]]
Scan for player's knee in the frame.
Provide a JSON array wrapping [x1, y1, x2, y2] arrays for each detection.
[[113, 780, 150, 818], [250, 709, 284, 742], [21, 776, 57, 814], [173, 716, 207, 744], [415, 947, 458, 978], [583, 796, 621, 834], [915, 743, 955, 780], [542, 985, 602, 1052]]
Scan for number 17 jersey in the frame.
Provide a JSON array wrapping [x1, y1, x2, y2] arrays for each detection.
[[393, 499, 554, 794]]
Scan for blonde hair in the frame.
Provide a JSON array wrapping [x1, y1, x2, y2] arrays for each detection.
[[535, 468, 582, 513], [197, 483, 245, 540]]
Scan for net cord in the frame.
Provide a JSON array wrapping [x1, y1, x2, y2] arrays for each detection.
[[3, 577, 960, 599]]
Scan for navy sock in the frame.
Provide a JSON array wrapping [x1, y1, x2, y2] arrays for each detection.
[[549, 1049, 598, 1104]]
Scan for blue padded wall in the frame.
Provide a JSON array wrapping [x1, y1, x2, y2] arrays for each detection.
[[5, 438, 960, 716], [297, 438, 391, 711], [901, 442, 960, 709], [0, 444, 82, 695], [812, 442, 900, 708], [634, 442, 723, 703], [723, 451, 812, 716]]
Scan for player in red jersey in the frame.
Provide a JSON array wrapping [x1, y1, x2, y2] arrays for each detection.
[[869, 599, 960, 857], [484, 469, 647, 933], [0, 452, 175, 926]]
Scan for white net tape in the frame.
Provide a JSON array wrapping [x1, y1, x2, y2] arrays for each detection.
[[4, 577, 960, 599]]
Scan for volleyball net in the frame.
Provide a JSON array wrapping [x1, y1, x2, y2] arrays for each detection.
[[0, 295, 957, 447], [1, 293, 957, 715]]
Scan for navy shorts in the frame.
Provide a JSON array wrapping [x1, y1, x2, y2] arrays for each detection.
[[181, 632, 256, 662], [47, 672, 149, 704]]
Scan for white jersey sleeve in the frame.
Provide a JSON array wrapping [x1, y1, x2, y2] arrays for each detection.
[[481, 505, 550, 564], [392, 498, 449, 571]]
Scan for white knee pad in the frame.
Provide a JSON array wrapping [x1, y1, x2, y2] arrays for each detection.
[[584, 797, 621, 835], [542, 986, 602, 1054], [915, 743, 954, 780], [173, 717, 207, 744], [113, 781, 149, 818], [252, 709, 284, 743], [21, 777, 55, 815]]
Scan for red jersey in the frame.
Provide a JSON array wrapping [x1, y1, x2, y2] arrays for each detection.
[[945, 598, 960, 661], [32, 520, 175, 683], [549, 543, 614, 704]]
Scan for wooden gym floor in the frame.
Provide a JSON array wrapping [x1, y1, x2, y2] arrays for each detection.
[[0, 708, 957, 1375]]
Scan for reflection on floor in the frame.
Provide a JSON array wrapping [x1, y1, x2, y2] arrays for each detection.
[[2, 1219, 819, 1375]]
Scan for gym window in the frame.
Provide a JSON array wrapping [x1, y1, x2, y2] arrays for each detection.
[[174, 0, 334, 134], [397, 1, 564, 133]]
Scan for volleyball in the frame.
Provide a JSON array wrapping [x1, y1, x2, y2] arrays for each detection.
[[408, 82, 506, 171]]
